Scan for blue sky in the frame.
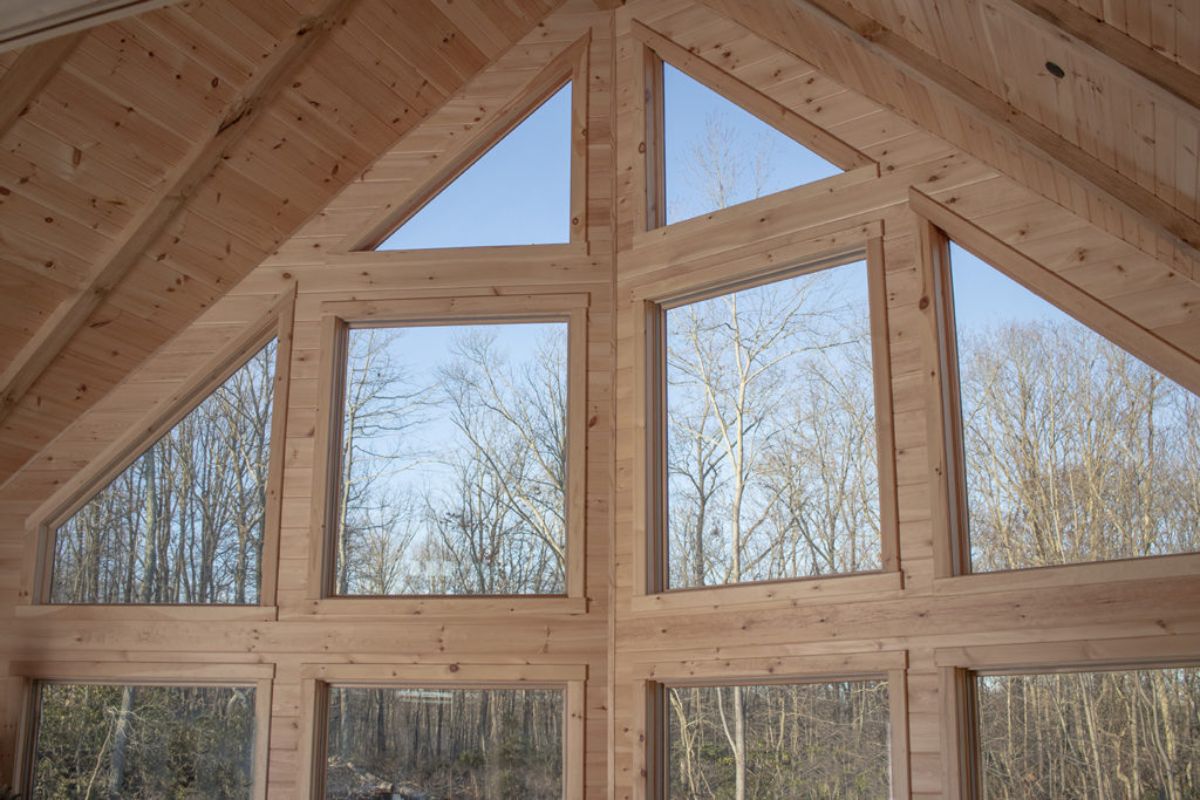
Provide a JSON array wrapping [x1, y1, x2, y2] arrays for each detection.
[[373, 62, 1066, 343], [378, 84, 572, 249]]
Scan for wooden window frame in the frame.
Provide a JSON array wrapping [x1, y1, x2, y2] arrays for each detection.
[[625, 16, 876, 234], [10, 661, 275, 800], [298, 662, 586, 800], [914, 190, 1200, 583], [631, 651, 910, 800], [631, 229, 902, 614], [307, 293, 589, 616], [935, 635, 1200, 800], [345, 32, 591, 253], [18, 288, 296, 618]]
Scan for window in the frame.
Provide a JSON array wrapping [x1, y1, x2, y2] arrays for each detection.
[[328, 316, 572, 596], [944, 241, 1200, 572], [661, 63, 841, 225], [49, 338, 279, 604], [28, 682, 258, 798], [660, 260, 885, 590], [973, 667, 1200, 798], [375, 83, 572, 250], [660, 679, 891, 797], [320, 686, 564, 800]]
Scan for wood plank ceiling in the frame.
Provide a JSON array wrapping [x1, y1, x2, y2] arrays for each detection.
[[0, 0, 1196, 488], [0, 0, 562, 486]]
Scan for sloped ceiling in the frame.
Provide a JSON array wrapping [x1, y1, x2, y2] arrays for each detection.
[[1, 0, 1198, 488], [0, 0, 563, 486]]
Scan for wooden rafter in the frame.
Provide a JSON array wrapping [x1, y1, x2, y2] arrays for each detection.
[[0, 0, 180, 53], [0, 32, 84, 138], [1004, 0, 1200, 115], [0, 0, 363, 427], [700, 0, 1200, 282]]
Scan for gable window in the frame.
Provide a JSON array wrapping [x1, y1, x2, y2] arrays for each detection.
[[374, 83, 573, 251], [632, 20, 873, 231], [661, 63, 841, 225], [940, 240, 1200, 572], [656, 259, 889, 590], [47, 337, 281, 605]]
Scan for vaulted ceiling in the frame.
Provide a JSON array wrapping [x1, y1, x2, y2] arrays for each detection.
[[0, 0, 1196, 488]]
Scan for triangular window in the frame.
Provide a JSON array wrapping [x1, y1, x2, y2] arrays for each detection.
[[377, 83, 572, 250], [50, 339, 279, 604], [946, 242, 1200, 572], [663, 64, 843, 225]]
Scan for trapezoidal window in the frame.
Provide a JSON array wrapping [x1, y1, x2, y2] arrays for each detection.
[[375, 83, 572, 250], [49, 338, 278, 605], [660, 63, 842, 225], [331, 320, 570, 596], [659, 259, 885, 590], [658, 678, 892, 796], [320, 686, 565, 798], [29, 682, 259, 797], [972, 666, 1200, 797], [944, 242, 1200, 572]]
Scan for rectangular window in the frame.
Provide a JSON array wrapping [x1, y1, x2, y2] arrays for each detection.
[[944, 241, 1200, 571], [663, 680, 891, 797], [321, 686, 564, 799], [662, 260, 883, 589], [974, 667, 1200, 798], [332, 320, 569, 596], [29, 682, 258, 798], [49, 338, 279, 604]]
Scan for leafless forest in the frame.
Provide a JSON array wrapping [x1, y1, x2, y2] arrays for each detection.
[[667, 681, 891, 799], [31, 684, 256, 799], [51, 340, 277, 605], [324, 688, 563, 799], [333, 324, 569, 596], [35, 230, 1200, 796]]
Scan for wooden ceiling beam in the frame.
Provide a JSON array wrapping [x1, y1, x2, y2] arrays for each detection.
[[0, 31, 84, 138], [0, 0, 180, 54], [1004, 0, 1200, 115], [701, 0, 1200, 283], [0, 0, 363, 427]]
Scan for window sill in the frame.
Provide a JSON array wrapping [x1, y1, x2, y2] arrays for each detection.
[[12, 604, 279, 622], [933, 551, 1200, 597], [288, 595, 588, 620], [630, 571, 902, 616]]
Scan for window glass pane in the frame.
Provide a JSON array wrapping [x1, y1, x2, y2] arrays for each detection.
[[977, 668, 1200, 798], [32, 683, 256, 798], [335, 322, 568, 595], [665, 262, 881, 589], [666, 680, 891, 797], [324, 687, 563, 799], [377, 83, 571, 250], [949, 243, 1200, 571], [52, 339, 278, 604], [663, 64, 842, 225]]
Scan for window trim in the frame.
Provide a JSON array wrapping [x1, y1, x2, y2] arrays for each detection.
[[12, 661, 275, 800], [631, 229, 901, 612], [298, 662, 586, 800], [915, 189, 1200, 579], [20, 287, 296, 613], [631, 650, 910, 800], [935, 635, 1200, 800], [307, 292, 589, 614]]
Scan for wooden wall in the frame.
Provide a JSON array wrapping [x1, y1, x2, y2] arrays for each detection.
[[2, 1, 1198, 797]]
